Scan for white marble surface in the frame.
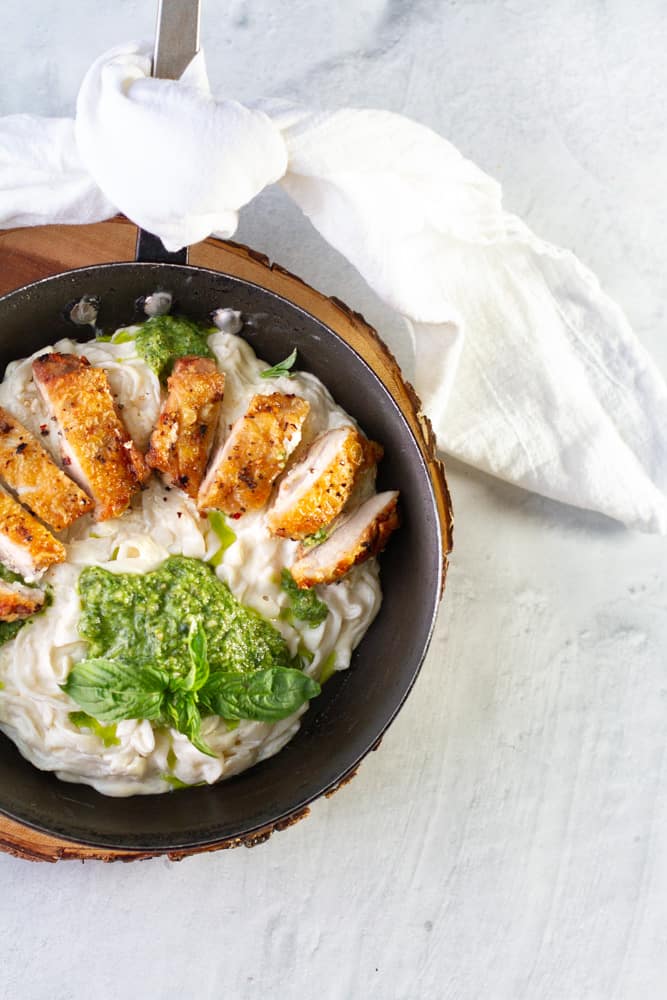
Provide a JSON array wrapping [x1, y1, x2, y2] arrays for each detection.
[[1, 2, 666, 997]]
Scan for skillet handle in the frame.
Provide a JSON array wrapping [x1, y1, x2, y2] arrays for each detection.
[[134, 0, 202, 265], [135, 230, 189, 265]]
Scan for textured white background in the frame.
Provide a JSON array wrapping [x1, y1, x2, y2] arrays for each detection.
[[1, 2, 667, 998]]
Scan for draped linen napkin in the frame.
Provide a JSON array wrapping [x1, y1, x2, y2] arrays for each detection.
[[1, 42, 665, 532]]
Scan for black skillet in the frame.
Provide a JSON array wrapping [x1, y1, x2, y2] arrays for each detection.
[[0, 1, 450, 851]]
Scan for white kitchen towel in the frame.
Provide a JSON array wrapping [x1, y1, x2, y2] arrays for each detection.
[[1, 42, 665, 532]]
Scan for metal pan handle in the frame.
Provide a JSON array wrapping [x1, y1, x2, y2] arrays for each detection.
[[135, 0, 201, 264]]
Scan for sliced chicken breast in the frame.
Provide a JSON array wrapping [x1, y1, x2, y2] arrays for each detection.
[[197, 392, 310, 516], [0, 485, 66, 580], [266, 425, 383, 540], [32, 353, 149, 522], [290, 491, 400, 588], [0, 406, 93, 530], [0, 577, 45, 622], [146, 356, 225, 499]]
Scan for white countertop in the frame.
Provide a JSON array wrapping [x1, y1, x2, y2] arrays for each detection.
[[1, 2, 666, 998]]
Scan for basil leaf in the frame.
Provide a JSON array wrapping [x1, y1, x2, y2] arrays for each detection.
[[172, 620, 209, 693], [199, 666, 320, 722], [188, 621, 210, 692], [260, 348, 297, 380], [62, 658, 167, 724], [280, 568, 329, 627], [166, 694, 216, 758]]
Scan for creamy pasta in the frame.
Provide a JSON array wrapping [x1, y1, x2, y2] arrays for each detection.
[[0, 328, 382, 795]]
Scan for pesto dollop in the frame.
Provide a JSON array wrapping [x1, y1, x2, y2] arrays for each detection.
[[63, 556, 320, 754], [78, 555, 287, 675], [134, 315, 214, 382], [280, 568, 329, 627]]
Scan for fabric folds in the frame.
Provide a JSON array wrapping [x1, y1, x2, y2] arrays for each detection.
[[0, 41, 665, 532]]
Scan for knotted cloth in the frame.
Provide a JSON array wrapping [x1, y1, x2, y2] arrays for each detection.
[[1, 43, 666, 531]]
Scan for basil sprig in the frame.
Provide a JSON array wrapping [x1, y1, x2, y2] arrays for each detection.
[[260, 348, 297, 379], [62, 620, 320, 756]]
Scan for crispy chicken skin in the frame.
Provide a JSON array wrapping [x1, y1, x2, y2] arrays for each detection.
[[290, 491, 399, 588], [0, 485, 66, 579], [197, 392, 310, 516], [146, 356, 225, 499], [0, 406, 93, 530], [32, 353, 149, 522], [267, 425, 383, 540], [0, 578, 45, 622]]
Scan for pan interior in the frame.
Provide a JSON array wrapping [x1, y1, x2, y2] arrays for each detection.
[[0, 263, 442, 850]]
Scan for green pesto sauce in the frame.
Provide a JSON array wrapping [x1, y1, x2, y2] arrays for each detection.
[[319, 650, 337, 684], [207, 511, 237, 567], [280, 568, 329, 628], [134, 315, 214, 383], [0, 618, 27, 648], [161, 773, 203, 790], [78, 556, 291, 681], [69, 711, 120, 747]]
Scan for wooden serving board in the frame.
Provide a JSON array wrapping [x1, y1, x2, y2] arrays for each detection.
[[0, 218, 452, 863]]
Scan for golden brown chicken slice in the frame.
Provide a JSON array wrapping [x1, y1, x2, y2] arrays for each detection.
[[266, 425, 383, 540], [146, 356, 225, 499], [0, 406, 93, 530], [0, 485, 66, 580], [32, 353, 149, 522], [0, 577, 45, 622], [197, 392, 310, 516], [290, 491, 399, 588]]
